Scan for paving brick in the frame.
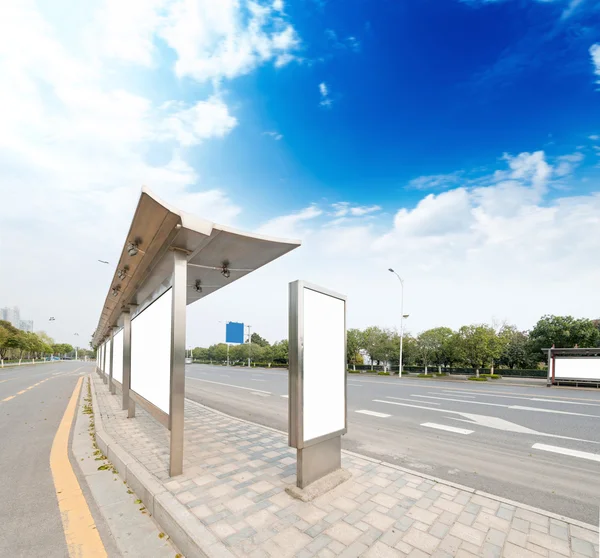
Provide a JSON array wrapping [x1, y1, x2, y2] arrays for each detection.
[[449, 522, 486, 546], [481, 542, 501, 558], [271, 526, 312, 554], [325, 522, 363, 545], [402, 527, 441, 554], [428, 522, 449, 539], [363, 510, 397, 531], [570, 537, 596, 557], [527, 529, 570, 556], [406, 507, 438, 525], [504, 542, 547, 558], [363, 541, 406, 557]]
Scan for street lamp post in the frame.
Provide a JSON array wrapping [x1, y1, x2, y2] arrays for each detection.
[[246, 325, 252, 367], [74, 333, 79, 360], [388, 269, 407, 378]]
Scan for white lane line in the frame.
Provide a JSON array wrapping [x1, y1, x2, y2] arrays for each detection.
[[408, 395, 600, 418], [430, 392, 475, 398], [509, 405, 598, 417], [440, 388, 600, 406], [421, 423, 474, 435], [281, 395, 289, 398], [348, 383, 363, 387], [251, 392, 269, 397], [532, 443, 600, 463], [251, 379, 265, 382], [356, 410, 391, 418], [389, 396, 440, 405], [186, 376, 271, 395], [530, 398, 600, 407], [220, 374, 230, 377]]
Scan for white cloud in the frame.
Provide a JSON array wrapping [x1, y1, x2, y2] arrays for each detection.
[[256, 206, 322, 238], [158, 0, 301, 83], [350, 205, 381, 216], [589, 135, 599, 141], [554, 152, 584, 177], [591, 44, 600, 84], [273, 0, 284, 11], [160, 97, 238, 146], [263, 130, 283, 140], [408, 172, 464, 190], [331, 203, 381, 217], [319, 81, 332, 107]]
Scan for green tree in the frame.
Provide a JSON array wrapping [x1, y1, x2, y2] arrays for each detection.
[[457, 324, 502, 376], [347, 328, 363, 370], [250, 332, 270, 347], [192, 347, 209, 361], [271, 340, 288, 364], [418, 327, 455, 373], [529, 315, 600, 354], [498, 326, 533, 369], [362, 326, 386, 370]]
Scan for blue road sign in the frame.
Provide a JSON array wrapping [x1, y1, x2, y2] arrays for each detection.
[[226, 322, 244, 344]]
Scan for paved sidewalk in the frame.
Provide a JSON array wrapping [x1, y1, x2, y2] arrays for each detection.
[[92, 375, 599, 558]]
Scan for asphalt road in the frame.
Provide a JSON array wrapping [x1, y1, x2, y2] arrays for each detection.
[[185, 364, 600, 525], [0, 361, 99, 557]]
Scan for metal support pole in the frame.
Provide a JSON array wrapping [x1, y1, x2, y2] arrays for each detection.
[[109, 327, 116, 395], [546, 348, 552, 387], [169, 250, 187, 477], [103, 341, 108, 384], [227, 343, 229, 367], [123, 308, 133, 412]]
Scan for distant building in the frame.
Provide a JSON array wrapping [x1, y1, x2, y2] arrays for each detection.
[[19, 320, 34, 332], [1, 307, 34, 332], [0, 306, 20, 328]]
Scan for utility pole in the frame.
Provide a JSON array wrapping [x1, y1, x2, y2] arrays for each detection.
[[246, 324, 252, 367]]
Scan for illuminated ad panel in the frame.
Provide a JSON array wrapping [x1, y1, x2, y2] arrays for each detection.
[[112, 329, 124, 383], [131, 288, 173, 414], [555, 357, 600, 381]]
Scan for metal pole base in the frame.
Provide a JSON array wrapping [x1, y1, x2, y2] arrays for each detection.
[[297, 436, 341, 489], [128, 394, 136, 418]]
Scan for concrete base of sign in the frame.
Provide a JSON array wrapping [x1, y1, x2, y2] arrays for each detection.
[[295, 435, 344, 489], [286, 467, 351, 502]]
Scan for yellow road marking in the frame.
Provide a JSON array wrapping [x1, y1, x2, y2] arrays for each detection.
[[0, 367, 84, 403], [50, 377, 107, 557]]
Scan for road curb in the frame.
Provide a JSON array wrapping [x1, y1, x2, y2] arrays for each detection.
[[184, 398, 600, 534], [89, 374, 231, 558]]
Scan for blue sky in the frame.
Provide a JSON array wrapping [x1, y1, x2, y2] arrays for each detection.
[[180, 0, 600, 222], [1, 0, 599, 345]]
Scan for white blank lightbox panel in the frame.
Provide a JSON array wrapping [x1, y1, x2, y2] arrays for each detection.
[[112, 329, 124, 384], [302, 287, 345, 443], [131, 289, 172, 414], [555, 358, 600, 381], [100, 345, 105, 371]]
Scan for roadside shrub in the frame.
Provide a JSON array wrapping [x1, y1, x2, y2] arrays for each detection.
[[348, 370, 361, 374], [480, 374, 502, 379], [468, 376, 487, 381], [435, 373, 448, 377], [417, 373, 434, 378], [378, 371, 390, 376]]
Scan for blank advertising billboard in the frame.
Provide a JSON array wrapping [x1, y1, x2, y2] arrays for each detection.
[[226, 321, 244, 344], [112, 329, 124, 384], [555, 358, 600, 381], [290, 282, 346, 446], [131, 289, 172, 414]]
